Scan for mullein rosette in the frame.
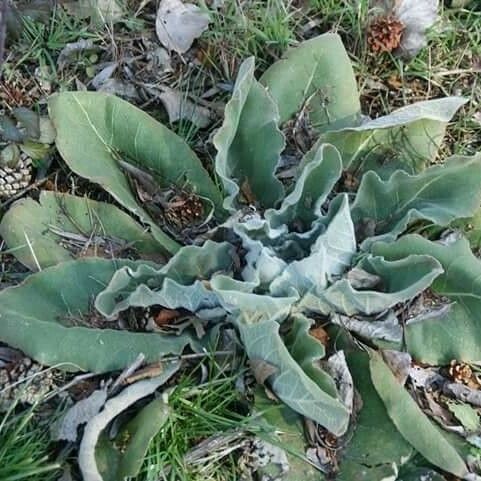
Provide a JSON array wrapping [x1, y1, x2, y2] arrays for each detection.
[[0, 33, 480, 480]]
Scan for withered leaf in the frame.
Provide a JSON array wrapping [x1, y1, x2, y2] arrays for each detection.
[[249, 359, 278, 386]]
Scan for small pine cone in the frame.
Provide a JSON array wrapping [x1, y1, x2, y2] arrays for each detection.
[[448, 360, 474, 385], [367, 15, 405, 54], [0, 357, 57, 411], [0, 73, 40, 108], [164, 193, 204, 230], [0, 152, 33, 198]]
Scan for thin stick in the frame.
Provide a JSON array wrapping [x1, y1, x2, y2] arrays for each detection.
[[0, 0, 7, 68], [123, 350, 235, 385]]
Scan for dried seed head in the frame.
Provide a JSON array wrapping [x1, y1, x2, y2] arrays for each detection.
[[367, 15, 405, 53]]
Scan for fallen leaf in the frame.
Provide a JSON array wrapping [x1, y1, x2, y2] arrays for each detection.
[[59, 0, 93, 18], [450, 0, 473, 7], [444, 383, 481, 408], [382, 350, 412, 386], [60, 0, 124, 23], [240, 179, 257, 205], [447, 401, 480, 433], [249, 359, 278, 386], [52, 388, 108, 442], [91, 63, 118, 89], [155, 0, 210, 54], [394, 0, 439, 57], [326, 351, 354, 414], [98, 78, 139, 100], [154, 308, 181, 327], [346, 267, 382, 289], [331, 312, 403, 344], [58, 39, 95, 70], [309, 325, 329, 346], [159, 86, 211, 128]]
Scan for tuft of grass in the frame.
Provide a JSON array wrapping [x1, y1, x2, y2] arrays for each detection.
[[135, 356, 249, 481], [201, 0, 299, 80], [0, 401, 62, 481], [5, 5, 97, 89]]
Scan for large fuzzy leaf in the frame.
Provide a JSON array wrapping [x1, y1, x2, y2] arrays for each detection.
[[260, 33, 361, 131], [452, 207, 481, 251], [81, 365, 178, 481], [0, 191, 161, 270], [270, 195, 356, 296], [0, 259, 196, 372], [236, 315, 349, 436], [96, 398, 171, 480], [48, 92, 222, 254], [252, 389, 325, 480], [213, 57, 285, 211], [337, 351, 414, 481], [351, 154, 481, 245], [213, 276, 297, 322], [320, 97, 467, 175], [373, 235, 481, 364], [265, 143, 343, 231], [283, 314, 338, 397], [369, 351, 468, 478], [302, 254, 442, 316], [95, 241, 234, 318]]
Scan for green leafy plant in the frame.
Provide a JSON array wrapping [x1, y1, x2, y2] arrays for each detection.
[[1, 33, 481, 479]]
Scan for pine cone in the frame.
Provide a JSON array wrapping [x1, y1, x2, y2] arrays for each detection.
[[367, 15, 405, 53], [164, 193, 204, 230], [448, 360, 477, 387], [0, 357, 57, 411], [0, 73, 41, 109], [0, 152, 33, 198]]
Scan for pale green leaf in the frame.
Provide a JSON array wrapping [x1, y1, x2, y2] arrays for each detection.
[[369, 351, 468, 478], [236, 315, 350, 436], [0, 259, 196, 372], [260, 33, 361, 131], [82, 365, 178, 481], [214, 57, 285, 210], [447, 402, 480, 433], [97, 399, 170, 479], [265, 143, 343, 231], [48, 92, 222, 254], [252, 389, 326, 481], [270, 195, 356, 296], [95, 241, 234, 318], [337, 351, 413, 481], [213, 276, 297, 323], [351, 154, 481, 245], [0, 191, 161, 270], [320, 97, 467, 174], [303, 254, 442, 316], [372, 235, 481, 364], [283, 314, 338, 398]]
